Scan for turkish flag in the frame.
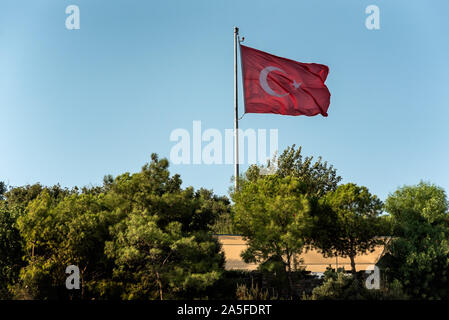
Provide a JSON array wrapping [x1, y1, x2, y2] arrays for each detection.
[[240, 45, 331, 117]]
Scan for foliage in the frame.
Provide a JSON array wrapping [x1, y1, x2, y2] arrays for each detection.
[[306, 268, 408, 300], [5, 184, 73, 221], [2, 154, 228, 300], [0, 204, 24, 298], [275, 145, 342, 197], [0, 182, 6, 200], [243, 145, 341, 197], [2, 149, 449, 301], [236, 280, 277, 300], [233, 146, 344, 297], [232, 174, 313, 296], [203, 270, 255, 300], [314, 183, 386, 273], [383, 181, 449, 299], [103, 154, 227, 300], [15, 187, 116, 299], [211, 211, 234, 235], [308, 269, 363, 300]]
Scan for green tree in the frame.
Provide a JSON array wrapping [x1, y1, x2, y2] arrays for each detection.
[[0, 204, 24, 298], [383, 182, 449, 299], [15, 184, 121, 299], [242, 145, 341, 197], [232, 174, 313, 296], [0, 182, 6, 200], [10, 155, 227, 300], [104, 154, 226, 300], [232, 146, 343, 297], [276, 145, 341, 197], [0, 183, 48, 299], [317, 183, 385, 274]]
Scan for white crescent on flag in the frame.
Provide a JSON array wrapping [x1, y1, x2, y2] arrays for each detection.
[[258, 66, 289, 98]]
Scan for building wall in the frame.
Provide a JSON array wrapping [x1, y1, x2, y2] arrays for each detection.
[[217, 235, 385, 273]]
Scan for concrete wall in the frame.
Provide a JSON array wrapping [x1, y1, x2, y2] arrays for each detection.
[[217, 235, 385, 273]]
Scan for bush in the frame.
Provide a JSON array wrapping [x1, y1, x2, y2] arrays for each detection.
[[236, 280, 277, 300], [305, 268, 408, 300]]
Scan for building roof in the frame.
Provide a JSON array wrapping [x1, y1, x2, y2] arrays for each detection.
[[217, 235, 386, 273]]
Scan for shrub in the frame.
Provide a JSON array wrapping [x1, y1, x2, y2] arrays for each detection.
[[305, 268, 408, 300]]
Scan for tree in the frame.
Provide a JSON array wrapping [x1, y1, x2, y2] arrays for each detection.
[[243, 145, 341, 197], [276, 145, 342, 197], [0, 183, 48, 299], [5, 184, 44, 207], [383, 182, 449, 299], [13, 154, 228, 300], [0, 182, 6, 200], [232, 174, 313, 296], [317, 183, 385, 274], [6, 154, 227, 300], [232, 146, 343, 297], [0, 204, 24, 298], [16, 187, 108, 299], [31, 192, 117, 299], [104, 154, 227, 300]]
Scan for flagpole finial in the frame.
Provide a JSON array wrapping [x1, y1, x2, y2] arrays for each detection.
[[234, 26, 239, 34]]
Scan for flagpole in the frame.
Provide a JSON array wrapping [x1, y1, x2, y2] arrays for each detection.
[[234, 26, 239, 191]]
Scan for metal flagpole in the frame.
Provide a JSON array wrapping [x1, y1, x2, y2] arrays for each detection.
[[234, 26, 239, 191]]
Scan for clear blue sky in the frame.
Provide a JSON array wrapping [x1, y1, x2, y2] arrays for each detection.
[[1, 0, 448, 201]]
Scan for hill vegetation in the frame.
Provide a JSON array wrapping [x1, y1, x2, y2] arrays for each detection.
[[1, 147, 448, 300]]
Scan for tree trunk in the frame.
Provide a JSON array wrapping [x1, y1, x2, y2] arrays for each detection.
[[81, 266, 87, 300], [156, 271, 163, 300], [349, 242, 357, 276], [349, 254, 356, 275], [81, 273, 85, 299], [286, 254, 294, 298]]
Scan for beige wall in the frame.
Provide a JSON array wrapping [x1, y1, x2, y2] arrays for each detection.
[[217, 235, 385, 273]]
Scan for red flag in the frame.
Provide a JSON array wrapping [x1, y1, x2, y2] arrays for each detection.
[[240, 45, 331, 117]]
